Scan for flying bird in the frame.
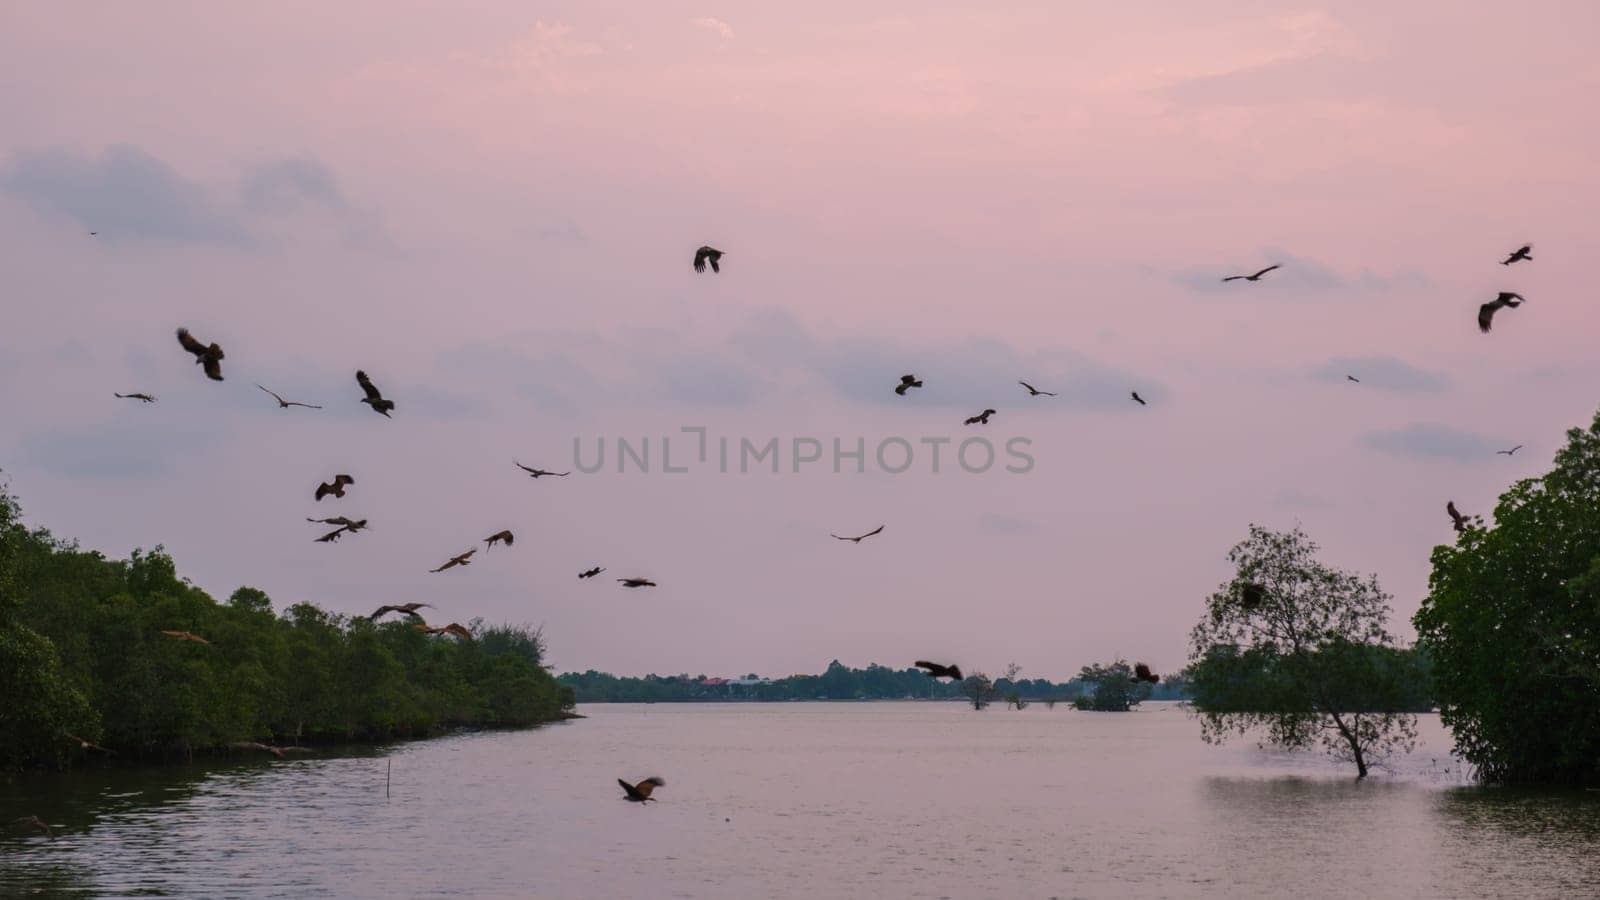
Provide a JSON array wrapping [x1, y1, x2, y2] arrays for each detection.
[[65, 732, 114, 755], [114, 392, 156, 403], [1133, 663, 1160, 684], [416, 622, 473, 640], [229, 741, 288, 759], [579, 566, 606, 579], [1478, 292, 1524, 333], [369, 602, 433, 621], [430, 550, 476, 573], [1447, 501, 1469, 534], [1500, 244, 1532, 266], [914, 661, 963, 681], [831, 525, 884, 543], [1239, 582, 1267, 612], [894, 374, 923, 396], [315, 475, 354, 501], [257, 385, 322, 409], [964, 409, 996, 426], [176, 328, 225, 381], [1346, 375, 1360, 384], [309, 516, 367, 543], [161, 630, 210, 645], [619, 776, 666, 803], [1221, 264, 1281, 283], [1496, 445, 1524, 456], [356, 370, 394, 417], [617, 578, 657, 588], [514, 461, 570, 478], [1018, 381, 1057, 397], [693, 246, 724, 273], [11, 816, 54, 838], [484, 530, 514, 549], [1130, 391, 1147, 406]]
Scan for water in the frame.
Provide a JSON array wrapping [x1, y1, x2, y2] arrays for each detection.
[[4, 702, 1600, 899]]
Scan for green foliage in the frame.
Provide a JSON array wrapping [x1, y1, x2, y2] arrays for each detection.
[[557, 661, 1102, 703], [1415, 409, 1600, 785], [961, 671, 996, 710], [1189, 525, 1421, 777], [1072, 660, 1152, 711], [0, 485, 573, 771]]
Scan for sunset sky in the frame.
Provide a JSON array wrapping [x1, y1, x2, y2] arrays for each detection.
[[3, 2, 1597, 680]]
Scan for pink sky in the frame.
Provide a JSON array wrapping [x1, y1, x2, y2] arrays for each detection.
[[2, 2, 1598, 679]]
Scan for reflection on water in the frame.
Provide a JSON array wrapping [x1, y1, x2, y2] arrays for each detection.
[[3, 704, 1599, 898]]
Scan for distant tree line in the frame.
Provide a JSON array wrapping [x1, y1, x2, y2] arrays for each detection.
[[0, 485, 574, 772], [558, 659, 1193, 703]]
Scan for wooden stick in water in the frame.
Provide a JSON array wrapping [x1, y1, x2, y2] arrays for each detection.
[[386, 758, 391, 799]]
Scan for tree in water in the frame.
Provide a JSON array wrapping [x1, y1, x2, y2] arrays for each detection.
[[1072, 660, 1150, 711], [1189, 525, 1420, 778], [1001, 662, 1029, 709], [961, 671, 995, 710], [1415, 408, 1600, 785]]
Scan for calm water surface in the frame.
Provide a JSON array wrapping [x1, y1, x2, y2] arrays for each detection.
[[4, 702, 1600, 899]]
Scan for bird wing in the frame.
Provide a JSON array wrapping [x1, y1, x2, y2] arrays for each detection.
[[202, 357, 223, 381], [619, 778, 645, 800], [635, 777, 663, 797], [370, 605, 396, 619], [257, 385, 284, 403], [1477, 302, 1497, 333], [913, 660, 939, 673], [861, 525, 884, 539], [1251, 265, 1281, 279], [356, 370, 383, 402], [176, 328, 206, 357], [1220, 275, 1244, 282], [894, 383, 909, 395]]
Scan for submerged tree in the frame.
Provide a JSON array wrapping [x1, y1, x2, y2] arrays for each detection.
[[1072, 660, 1151, 711], [1415, 409, 1600, 785], [961, 671, 995, 710], [1001, 662, 1029, 709], [1189, 525, 1421, 778]]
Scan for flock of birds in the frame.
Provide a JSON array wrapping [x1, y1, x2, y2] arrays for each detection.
[[5, 238, 1540, 828]]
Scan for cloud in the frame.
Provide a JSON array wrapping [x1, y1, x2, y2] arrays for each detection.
[[691, 17, 735, 41], [2, 146, 376, 248], [240, 158, 346, 214], [1360, 423, 1502, 462], [1310, 355, 1449, 392], [1168, 248, 1430, 297], [2, 145, 250, 244], [16, 421, 225, 479]]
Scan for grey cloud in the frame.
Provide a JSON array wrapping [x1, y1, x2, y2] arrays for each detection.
[[1311, 355, 1449, 392], [16, 420, 225, 479], [240, 158, 346, 214], [2, 145, 250, 244], [1360, 423, 1501, 462]]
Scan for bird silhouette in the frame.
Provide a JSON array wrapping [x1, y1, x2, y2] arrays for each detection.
[[618, 577, 657, 588], [161, 630, 211, 645], [964, 409, 996, 426], [1221, 264, 1280, 283], [693, 246, 724, 273], [356, 370, 394, 417], [484, 529, 514, 549], [430, 550, 476, 573], [1447, 501, 1469, 534], [894, 374, 923, 396], [1500, 244, 1532, 266], [176, 328, 224, 381], [308, 517, 367, 543], [1239, 582, 1267, 612], [115, 392, 156, 403], [619, 776, 665, 803], [1496, 445, 1524, 456], [1478, 292, 1524, 333], [1133, 663, 1160, 684], [369, 602, 433, 621], [914, 661, 963, 681], [315, 475, 354, 501], [579, 566, 606, 579], [1131, 391, 1147, 406], [514, 461, 570, 478], [257, 385, 322, 409], [1346, 375, 1360, 384], [416, 622, 473, 640], [1018, 381, 1057, 396], [831, 525, 884, 543], [11, 816, 54, 838]]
